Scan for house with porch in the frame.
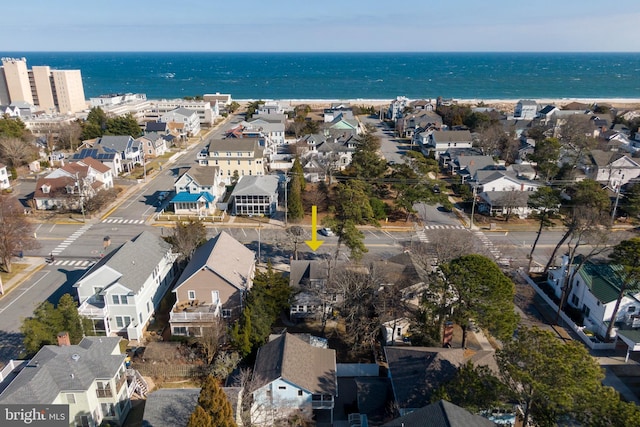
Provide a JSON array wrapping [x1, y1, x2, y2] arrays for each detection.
[[289, 260, 345, 319], [547, 257, 640, 340], [0, 335, 147, 427], [205, 138, 265, 185], [251, 333, 337, 426], [95, 135, 143, 173], [171, 165, 225, 216], [422, 130, 473, 160], [229, 175, 279, 216], [74, 231, 178, 341], [160, 107, 201, 137], [136, 132, 169, 159], [170, 231, 256, 336], [71, 146, 124, 176], [582, 150, 640, 190]]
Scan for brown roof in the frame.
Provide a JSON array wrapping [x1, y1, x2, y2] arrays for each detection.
[[180, 165, 219, 187], [253, 333, 336, 395], [79, 157, 111, 173], [34, 176, 76, 198]]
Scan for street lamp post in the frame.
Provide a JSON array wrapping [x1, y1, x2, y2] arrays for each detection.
[[469, 184, 478, 230]]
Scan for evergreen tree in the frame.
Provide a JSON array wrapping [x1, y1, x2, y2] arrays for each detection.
[[20, 293, 95, 356], [194, 375, 237, 427], [287, 174, 304, 221], [291, 157, 305, 192], [187, 404, 212, 427]]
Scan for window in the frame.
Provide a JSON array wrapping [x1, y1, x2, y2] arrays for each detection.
[[67, 393, 76, 404], [629, 306, 637, 313], [147, 301, 150, 313], [112, 295, 120, 305], [188, 290, 196, 300], [222, 309, 232, 318], [75, 415, 91, 427], [571, 295, 579, 306], [279, 386, 286, 390], [121, 295, 128, 305], [583, 305, 591, 317], [115, 316, 131, 328], [298, 390, 303, 396], [173, 326, 187, 335]]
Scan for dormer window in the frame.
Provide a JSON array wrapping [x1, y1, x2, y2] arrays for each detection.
[[41, 184, 51, 194]]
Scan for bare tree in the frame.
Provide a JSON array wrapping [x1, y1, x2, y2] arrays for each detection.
[[198, 318, 227, 364], [0, 137, 36, 167], [285, 226, 305, 261], [55, 121, 83, 151], [0, 195, 40, 273]]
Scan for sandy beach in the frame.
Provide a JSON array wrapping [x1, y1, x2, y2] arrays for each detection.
[[241, 98, 640, 113]]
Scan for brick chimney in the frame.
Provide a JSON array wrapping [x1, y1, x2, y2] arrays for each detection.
[[57, 331, 71, 346]]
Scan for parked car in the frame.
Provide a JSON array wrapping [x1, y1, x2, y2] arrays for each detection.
[[319, 227, 335, 237]]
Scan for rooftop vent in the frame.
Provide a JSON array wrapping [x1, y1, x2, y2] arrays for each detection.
[[71, 354, 80, 362]]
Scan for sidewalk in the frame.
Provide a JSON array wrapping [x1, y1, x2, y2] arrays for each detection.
[[0, 257, 46, 297]]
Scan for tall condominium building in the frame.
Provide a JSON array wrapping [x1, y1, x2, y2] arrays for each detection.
[[0, 57, 87, 114]]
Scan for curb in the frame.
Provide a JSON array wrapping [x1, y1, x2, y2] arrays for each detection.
[[0, 258, 47, 298]]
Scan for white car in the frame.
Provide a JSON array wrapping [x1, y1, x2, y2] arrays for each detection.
[[319, 227, 334, 237]]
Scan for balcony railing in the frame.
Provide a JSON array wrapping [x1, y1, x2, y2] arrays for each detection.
[[96, 388, 113, 398], [311, 395, 334, 409], [78, 299, 108, 318], [170, 310, 219, 322]]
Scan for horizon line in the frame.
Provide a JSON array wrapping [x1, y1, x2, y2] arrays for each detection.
[[1, 50, 640, 54]]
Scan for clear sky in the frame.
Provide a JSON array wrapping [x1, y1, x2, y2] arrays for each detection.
[[2, 0, 639, 52]]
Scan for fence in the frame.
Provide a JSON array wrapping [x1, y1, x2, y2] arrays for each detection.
[[133, 363, 208, 379], [518, 269, 616, 351]]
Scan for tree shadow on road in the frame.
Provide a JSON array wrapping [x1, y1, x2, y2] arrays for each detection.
[[0, 330, 25, 365]]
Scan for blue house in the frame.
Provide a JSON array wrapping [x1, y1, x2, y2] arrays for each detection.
[[171, 165, 224, 216]]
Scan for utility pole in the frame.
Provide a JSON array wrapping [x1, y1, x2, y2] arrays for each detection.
[[469, 184, 477, 230], [284, 174, 289, 226], [142, 153, 147, 183], [611, 177, 623, 226], [76, 172, 85, 223]]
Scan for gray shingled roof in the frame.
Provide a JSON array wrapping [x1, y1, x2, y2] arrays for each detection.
[[84, 231, 173, 294], [142, 388, 200, 427], [230, 175, 279, 197], [0, 337, 123, 404], [173, 231, 255, 292], [97, 135, 137, 153], [253, 333, 336, 395], [179, 165, 219, 187], [382, 400, 496, 427], [384, 347, 465, 410], [431, 130, 473, 142]]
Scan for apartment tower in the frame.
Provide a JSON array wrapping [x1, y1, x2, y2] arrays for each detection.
[[1, 57, 87, 114]]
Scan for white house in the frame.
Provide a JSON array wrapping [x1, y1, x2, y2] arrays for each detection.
[[251, 333, 336, 426], [229, 175, 279, 216], [0, 335, 148, 427], [473, 169, 541, 193], [584, 150, 640, 190], [513, 99, 538, 120], [423, 130, 473, 160], [547, 257, 640, 339], [160, 107, 201, 137], [171, 165, 225, 216], [74, 231, 178, 341], [96, 135, 142, 173], [136, 133, 169, 159], [0, 162, 10, 189]]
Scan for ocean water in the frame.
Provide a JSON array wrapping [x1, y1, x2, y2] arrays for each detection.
[[2, 52, 640, 101]]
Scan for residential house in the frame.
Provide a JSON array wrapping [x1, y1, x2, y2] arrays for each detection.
[[513, 99, 538, 120], [32, 159, 113, 211], [203, 93, 232, 108], [384, 346, 497, 416], [396, 110, 442, 139], [251, 333, 337, 426], [536, 104, 559, 124], [160, 107, 201, 138], [0, 335, 147, 427], [146, 100, 216, 127], [74, 231, 178, 341], [70, 146, 123, 176], [323, 104, 353, 123], [242, 118, 286, 159], [0, 162, 10, 190], [171, 165, 225, 216], [205, 139, 265, 185], [447, 155, 497, 182], [422, 130, 473, 160], [170, 231, 256, 336], [478, 191, 532, 218], [289, 260, 345, 319], [326, 115, 362, 137], [145, 120, 169, 135], [409, 99, 436, 112], [473, 169, 541, 193], [583, 150, 640, 190], [96, 135, 142, 173], [387, 96, 410, 121], [136, 132, 169, 159], [229, 175, 279, 216], [547, 257, 640, 339], [314, 133, 356, 171], [382, 400, 496, 427], [257, 100, 286, 116]]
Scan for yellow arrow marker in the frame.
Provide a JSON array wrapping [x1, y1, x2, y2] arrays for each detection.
[[305, 205, 324, 251]]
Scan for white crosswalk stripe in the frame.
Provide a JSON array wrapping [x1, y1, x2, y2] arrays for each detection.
[[50, 260, 94, 267], [416, 230, 429, 243], [473, 230, 505, 262], [50, 224, 92, 255], [102, 218, 145, 224], [424, 224, 466, 230]]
